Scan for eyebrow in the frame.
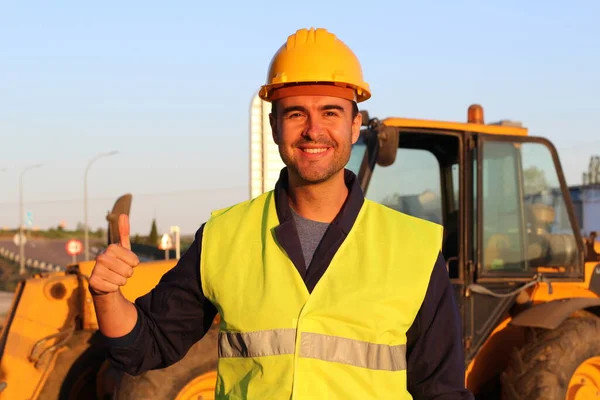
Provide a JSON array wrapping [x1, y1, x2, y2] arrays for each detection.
[[282, 104, 346, 115]]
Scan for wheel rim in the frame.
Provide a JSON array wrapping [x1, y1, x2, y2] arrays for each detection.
[[175, 370, 217, 400], [567, 356, 600, 400]]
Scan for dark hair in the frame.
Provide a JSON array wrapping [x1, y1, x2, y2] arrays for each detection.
[[272, 100, 360, 120]]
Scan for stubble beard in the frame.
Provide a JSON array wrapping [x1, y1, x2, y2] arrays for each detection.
[[280, 140, 352, 185]]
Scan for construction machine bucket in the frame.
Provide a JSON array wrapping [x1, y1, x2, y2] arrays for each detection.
[[106, 194, 132, 245]]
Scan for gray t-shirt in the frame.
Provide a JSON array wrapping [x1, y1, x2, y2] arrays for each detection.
[[290, 207, 330, 269]]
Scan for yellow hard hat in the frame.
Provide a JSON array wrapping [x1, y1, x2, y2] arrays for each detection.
[[259, 28, 371, 103]]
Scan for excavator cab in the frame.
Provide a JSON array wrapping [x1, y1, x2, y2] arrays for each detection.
[[349, 105, 600, 398], [351, 105, 584, 279]]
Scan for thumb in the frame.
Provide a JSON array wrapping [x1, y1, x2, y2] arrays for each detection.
[[118, 214, 131, 250]]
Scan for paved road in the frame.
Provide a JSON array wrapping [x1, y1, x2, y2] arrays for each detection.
[[0, 238, 101, 270], [0, 291, 13, 317]]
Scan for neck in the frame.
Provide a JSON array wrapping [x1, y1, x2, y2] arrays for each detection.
[[287, 170, 348, 223]]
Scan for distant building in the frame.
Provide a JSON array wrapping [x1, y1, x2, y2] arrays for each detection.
[[581, 184, 600, 234], [574, 156, 600, 235], [249, 93, 285, 199], [566, 184, 600, 235]]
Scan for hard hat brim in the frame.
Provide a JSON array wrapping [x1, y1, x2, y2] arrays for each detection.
[[259, 81, 371, 103]]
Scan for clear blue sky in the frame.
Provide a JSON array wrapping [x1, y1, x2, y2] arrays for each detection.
[[1, 0, 599, 235]]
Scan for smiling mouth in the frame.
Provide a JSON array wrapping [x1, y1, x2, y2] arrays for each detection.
[[301, 148, 329, 154]]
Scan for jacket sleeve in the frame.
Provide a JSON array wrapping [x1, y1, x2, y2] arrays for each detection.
[[103, 224, 218, 376], [405, 252, 475, 399]]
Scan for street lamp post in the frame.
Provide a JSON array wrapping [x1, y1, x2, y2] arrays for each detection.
[[84, 151, 118, 261], [1, 169, 6, 231], [19, 164, 42, 275]]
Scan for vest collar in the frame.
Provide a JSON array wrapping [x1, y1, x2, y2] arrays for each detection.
[[273, 167, 365, 235]]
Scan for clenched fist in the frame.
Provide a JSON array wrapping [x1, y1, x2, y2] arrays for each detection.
[[89, 214, 140, 296]]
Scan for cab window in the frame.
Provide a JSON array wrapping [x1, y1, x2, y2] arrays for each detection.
[[363, 132, 461, 278], [366, 149, 443, 224], [480, 140, 581, 275]]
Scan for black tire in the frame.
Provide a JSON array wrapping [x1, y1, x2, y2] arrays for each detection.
[[501, 311, 600, 400], [116, 324, 218, 400], [37, 330, 107, 400]]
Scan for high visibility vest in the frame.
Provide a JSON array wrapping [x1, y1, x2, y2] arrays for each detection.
[[201, 191, 443, 399]]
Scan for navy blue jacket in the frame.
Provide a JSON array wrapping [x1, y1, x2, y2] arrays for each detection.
[[105, 168, 474, 399]]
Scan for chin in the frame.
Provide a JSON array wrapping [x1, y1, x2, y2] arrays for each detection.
[[299, 174, 329, 184], [295, 167, 342, 184]]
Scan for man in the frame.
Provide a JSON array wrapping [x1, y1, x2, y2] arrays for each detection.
[[90, 27, 473, 399]]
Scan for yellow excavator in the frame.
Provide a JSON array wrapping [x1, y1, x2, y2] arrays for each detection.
[[353, 104, 600, 399], [0, 104, 598, 399]]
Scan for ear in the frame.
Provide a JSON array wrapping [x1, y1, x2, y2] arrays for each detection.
[[269, 112, 280, 144], [351, 110, 362, 144]]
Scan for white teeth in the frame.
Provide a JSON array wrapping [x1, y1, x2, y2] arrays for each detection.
[[302, 148, 327, 154]]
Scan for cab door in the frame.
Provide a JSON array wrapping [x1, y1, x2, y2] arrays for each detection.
[[464, 133, 585, 361]]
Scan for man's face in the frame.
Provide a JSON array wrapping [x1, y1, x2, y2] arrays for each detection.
[[270, 95, 362, 184]]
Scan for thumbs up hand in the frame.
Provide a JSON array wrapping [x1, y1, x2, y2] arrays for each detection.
[[89, 214, 140, 296]]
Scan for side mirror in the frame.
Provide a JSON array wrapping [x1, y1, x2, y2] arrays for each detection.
[[106, 194, 133, 245], [376, 126, 399, 167], [359, 110, 370, 127]]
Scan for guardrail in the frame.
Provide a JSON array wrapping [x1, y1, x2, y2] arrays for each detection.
[[0, 246, 64, 272], [0, 243, 176, 274]]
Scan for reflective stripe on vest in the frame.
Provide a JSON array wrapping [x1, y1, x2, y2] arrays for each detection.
[[219, 329, 407, 371], [201, 190, 443, 399]]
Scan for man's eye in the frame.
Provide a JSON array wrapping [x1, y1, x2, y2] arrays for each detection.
[[324, 111, 339, 117]]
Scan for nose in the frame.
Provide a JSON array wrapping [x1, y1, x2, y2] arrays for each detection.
[[302, 116, 323, 140]]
